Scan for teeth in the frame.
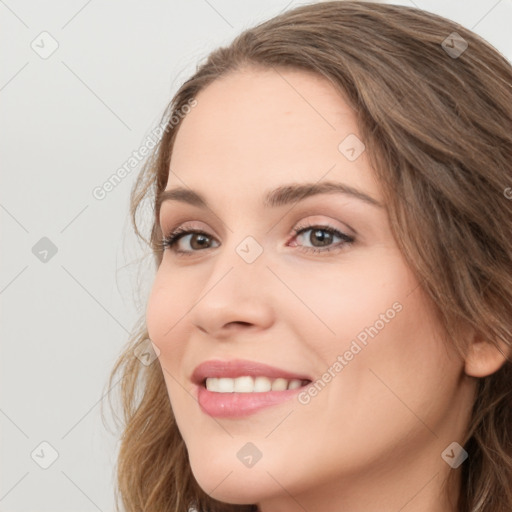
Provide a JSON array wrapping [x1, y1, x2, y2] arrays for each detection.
[[217, 377, 234, 392], [205, 376, 305, 393], [271, 378, 288, 391], [234, 376, 253, 392], [287, 379, 302, 390], [254, 376, 271, 392]]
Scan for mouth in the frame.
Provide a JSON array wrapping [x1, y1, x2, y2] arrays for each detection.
[[192, 358, 313, 390], [201, 375, 311, 393], [192, 358, 313, 417]]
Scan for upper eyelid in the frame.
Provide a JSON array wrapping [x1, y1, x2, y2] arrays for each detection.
[[161, 220, 350, 239], [160, 220, 220, 240], [159, 210, 357, 237], [164, 224, 352, 249]]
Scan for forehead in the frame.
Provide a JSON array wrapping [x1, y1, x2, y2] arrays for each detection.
[[167, 67, 380, 201]]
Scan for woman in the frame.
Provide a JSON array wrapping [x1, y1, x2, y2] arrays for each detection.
[[105, 2, 512, 511]]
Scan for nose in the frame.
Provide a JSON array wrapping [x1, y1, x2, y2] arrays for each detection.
[[189, 251, 276, 339]]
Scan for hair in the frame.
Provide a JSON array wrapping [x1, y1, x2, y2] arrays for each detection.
[[103, 2, 512, 511]]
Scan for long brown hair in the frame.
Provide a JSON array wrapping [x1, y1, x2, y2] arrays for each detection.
[[103, 2, 512, 511]]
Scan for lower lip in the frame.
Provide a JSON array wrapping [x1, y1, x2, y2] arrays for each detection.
[[196, 383, 307, 417]]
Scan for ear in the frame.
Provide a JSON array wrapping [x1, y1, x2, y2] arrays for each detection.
[[465, 338, 511, 378]]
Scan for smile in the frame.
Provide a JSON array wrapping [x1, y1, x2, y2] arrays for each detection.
[[204, 376, 310, 393]]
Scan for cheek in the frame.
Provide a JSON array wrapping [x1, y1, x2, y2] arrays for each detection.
[[145, 273, 197, 429], [146, 285, 173, 346], [145, 268, 192, 355], [276, 250, 417, 360], [288, 251, 457, 433], [311, 277, 460, 457]]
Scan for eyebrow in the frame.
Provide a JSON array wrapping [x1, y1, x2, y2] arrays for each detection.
[[156, 181, 383, 214]]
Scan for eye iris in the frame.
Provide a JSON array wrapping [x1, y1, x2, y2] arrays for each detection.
[[190, 233, 210, 250], [311, 229, 332, 247]]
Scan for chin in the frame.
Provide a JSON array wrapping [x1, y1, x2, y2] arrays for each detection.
[[187, 448, 282, 505], [191, 465, 268, 504]]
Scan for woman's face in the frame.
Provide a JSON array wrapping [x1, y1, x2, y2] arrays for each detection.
[[146, 67, 475, 511]]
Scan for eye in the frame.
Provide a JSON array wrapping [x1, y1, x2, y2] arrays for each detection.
[[160, 227, 219, 255], [160, 223, 355, 256], [290, 224, 355, 254]]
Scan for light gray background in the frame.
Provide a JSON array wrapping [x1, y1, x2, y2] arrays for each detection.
[[1, 1, 510, 511]]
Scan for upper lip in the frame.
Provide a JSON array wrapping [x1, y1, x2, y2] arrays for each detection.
[[192, 359, 313, 386]]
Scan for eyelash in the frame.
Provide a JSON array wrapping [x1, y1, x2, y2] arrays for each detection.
[[160, 223, 355, 257]]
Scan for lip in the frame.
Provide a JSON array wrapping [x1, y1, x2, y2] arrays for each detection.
[[192, 358, 313, 418], [192, 358, 312, 385]]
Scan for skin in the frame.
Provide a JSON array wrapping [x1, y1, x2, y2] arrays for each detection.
[[146, 66, 508, 512]]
